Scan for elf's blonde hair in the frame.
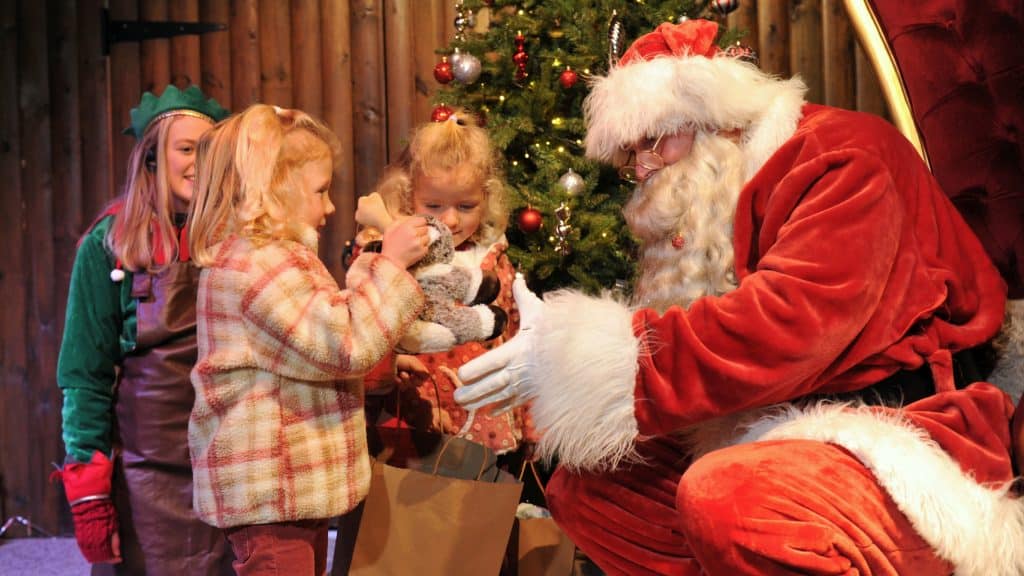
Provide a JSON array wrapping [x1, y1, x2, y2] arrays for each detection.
[[189, 104, 341, 266], [108, 115, 198, 271], [373, 108, 507, 245]]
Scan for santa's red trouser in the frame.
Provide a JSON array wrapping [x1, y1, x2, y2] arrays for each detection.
[[547, 384, 1016, 576]]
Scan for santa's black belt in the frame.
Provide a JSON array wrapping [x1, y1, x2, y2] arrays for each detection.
[[818, 345, 992, 408]]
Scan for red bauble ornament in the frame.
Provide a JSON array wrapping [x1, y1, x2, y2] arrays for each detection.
[[433, 57, 454, 84], [517, 206, 543, 233], [431, 104, 454, 122], [513, 32, 529, 82], [559, 67, 578, 89]]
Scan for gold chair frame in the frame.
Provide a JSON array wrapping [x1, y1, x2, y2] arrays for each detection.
[[843, 0, 931, 169]]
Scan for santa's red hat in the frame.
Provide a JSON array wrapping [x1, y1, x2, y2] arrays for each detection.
[[584, 19, 807, 170]]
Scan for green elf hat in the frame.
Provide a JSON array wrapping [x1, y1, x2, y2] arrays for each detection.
[[123, 85, 229, 140]]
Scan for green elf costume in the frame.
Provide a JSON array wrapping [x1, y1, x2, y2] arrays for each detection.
[[54, 85, 233, 575]]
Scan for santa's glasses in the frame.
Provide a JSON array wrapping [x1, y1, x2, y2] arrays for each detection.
[[619, 134, 665, 184]]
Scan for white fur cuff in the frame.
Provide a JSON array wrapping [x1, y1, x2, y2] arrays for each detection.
[[531, 290, 641, 472]]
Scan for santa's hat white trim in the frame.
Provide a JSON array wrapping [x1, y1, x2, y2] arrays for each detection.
[[530, 289, 641, 472], [584, 54, 807, 180], [737, 402, 1024, 576]]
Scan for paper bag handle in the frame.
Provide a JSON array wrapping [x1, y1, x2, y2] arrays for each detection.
[[431, 434, 491, 480], [518, 459, 547, 497]]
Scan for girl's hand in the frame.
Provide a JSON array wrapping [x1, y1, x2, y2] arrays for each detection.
[[381, 216, 429, 269], [395, 355, 430, 389]]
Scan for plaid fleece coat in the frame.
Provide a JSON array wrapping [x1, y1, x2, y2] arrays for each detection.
[[189, 235, 423, 528]]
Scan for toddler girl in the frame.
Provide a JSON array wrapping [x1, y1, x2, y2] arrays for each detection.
[[187, 104, 428, 575], [363, 109, 533, 456]]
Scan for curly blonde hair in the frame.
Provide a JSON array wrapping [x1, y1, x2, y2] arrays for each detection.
[[189, 104, 341, 265], [372, 108, 507, 245]]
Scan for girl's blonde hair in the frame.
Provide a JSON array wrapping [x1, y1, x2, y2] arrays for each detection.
[[373, 108, 507, 245], [189, 104, 341, 266], [107, 115, 194, 271]]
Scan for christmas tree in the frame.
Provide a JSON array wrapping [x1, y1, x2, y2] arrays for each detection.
[[433, 0, 744, 295]]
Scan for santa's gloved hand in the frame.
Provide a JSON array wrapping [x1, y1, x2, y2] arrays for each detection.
[[456, 273, 544, 414], [50, 451, 121, 564]]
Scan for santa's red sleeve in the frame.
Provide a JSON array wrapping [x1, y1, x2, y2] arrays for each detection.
[[525, 139, 1003, 472]]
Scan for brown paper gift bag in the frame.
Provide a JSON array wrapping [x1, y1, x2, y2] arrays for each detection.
[[348, 434, 523, 575], [508, 462, 576, 576]]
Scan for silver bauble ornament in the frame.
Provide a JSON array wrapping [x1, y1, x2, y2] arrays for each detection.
[[608, 11, 625, 67], [711, 0, 740, 16], [452, 52, 482, 84], [557, 168, 585, 196]]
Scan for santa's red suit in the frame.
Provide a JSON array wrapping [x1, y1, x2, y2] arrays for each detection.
[[456, 19, 1022, 576]]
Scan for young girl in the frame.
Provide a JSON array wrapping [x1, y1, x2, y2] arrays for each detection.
[[54, 85, 234, 574], [187, 104, 428, 575], [363, 109, 533, 457]]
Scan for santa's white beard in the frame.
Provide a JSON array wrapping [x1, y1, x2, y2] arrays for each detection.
[[623, 131, 746, 313]]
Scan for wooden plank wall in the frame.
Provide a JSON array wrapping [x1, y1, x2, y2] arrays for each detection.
[[1, 0, 888, 534]]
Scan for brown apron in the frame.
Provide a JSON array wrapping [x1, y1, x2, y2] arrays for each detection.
[[97, 258, 234, 576]]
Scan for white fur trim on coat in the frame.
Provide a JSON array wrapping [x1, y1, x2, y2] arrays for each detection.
[[733, 403, 1024, 576], [584, 54, 807, 180], [531, 290, 641, 473]]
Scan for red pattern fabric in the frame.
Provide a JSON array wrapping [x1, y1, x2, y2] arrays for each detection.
[[392, 240, 536, 454], [189, 235, 424, 528]]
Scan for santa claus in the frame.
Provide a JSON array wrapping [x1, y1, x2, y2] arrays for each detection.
[[456, 19, 1024, 576]]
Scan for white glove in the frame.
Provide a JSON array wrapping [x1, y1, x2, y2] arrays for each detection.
[[455, 273, 544, 413]]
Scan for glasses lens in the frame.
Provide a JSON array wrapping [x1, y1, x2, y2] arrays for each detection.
[[619, 164, 638, 183], [635, 150, 665, 172]]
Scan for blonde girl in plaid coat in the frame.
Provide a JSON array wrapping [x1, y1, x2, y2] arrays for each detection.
[[187, 104, 430, 575]]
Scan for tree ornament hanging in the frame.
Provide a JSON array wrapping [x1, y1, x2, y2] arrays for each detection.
[[431, 103, 454, 122], [557, 168, 585, 196], [608, 10, 625, 67], [433, 56, 454, 84], [710, 0, 741, 17], [517, 206, 542, 233], [549, 18, 565, 39], [452, 49, 482, 84], [513, 31, 529, 82], [553, 202, 573, 255], [559, 67, 578, 89]]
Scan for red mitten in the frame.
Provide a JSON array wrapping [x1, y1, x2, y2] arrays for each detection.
[[50, 451, 120, 563]]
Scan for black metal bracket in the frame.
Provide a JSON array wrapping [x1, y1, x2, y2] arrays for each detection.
[[102, 8, 227, 55]]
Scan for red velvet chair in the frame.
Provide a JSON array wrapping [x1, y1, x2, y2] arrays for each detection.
[[845, 0, 1023, 299], [845, 0, 1024, 473], [843, 0, 1024, 393]]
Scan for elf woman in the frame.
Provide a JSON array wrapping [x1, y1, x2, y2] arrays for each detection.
[[53, 85, 235, 575]]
